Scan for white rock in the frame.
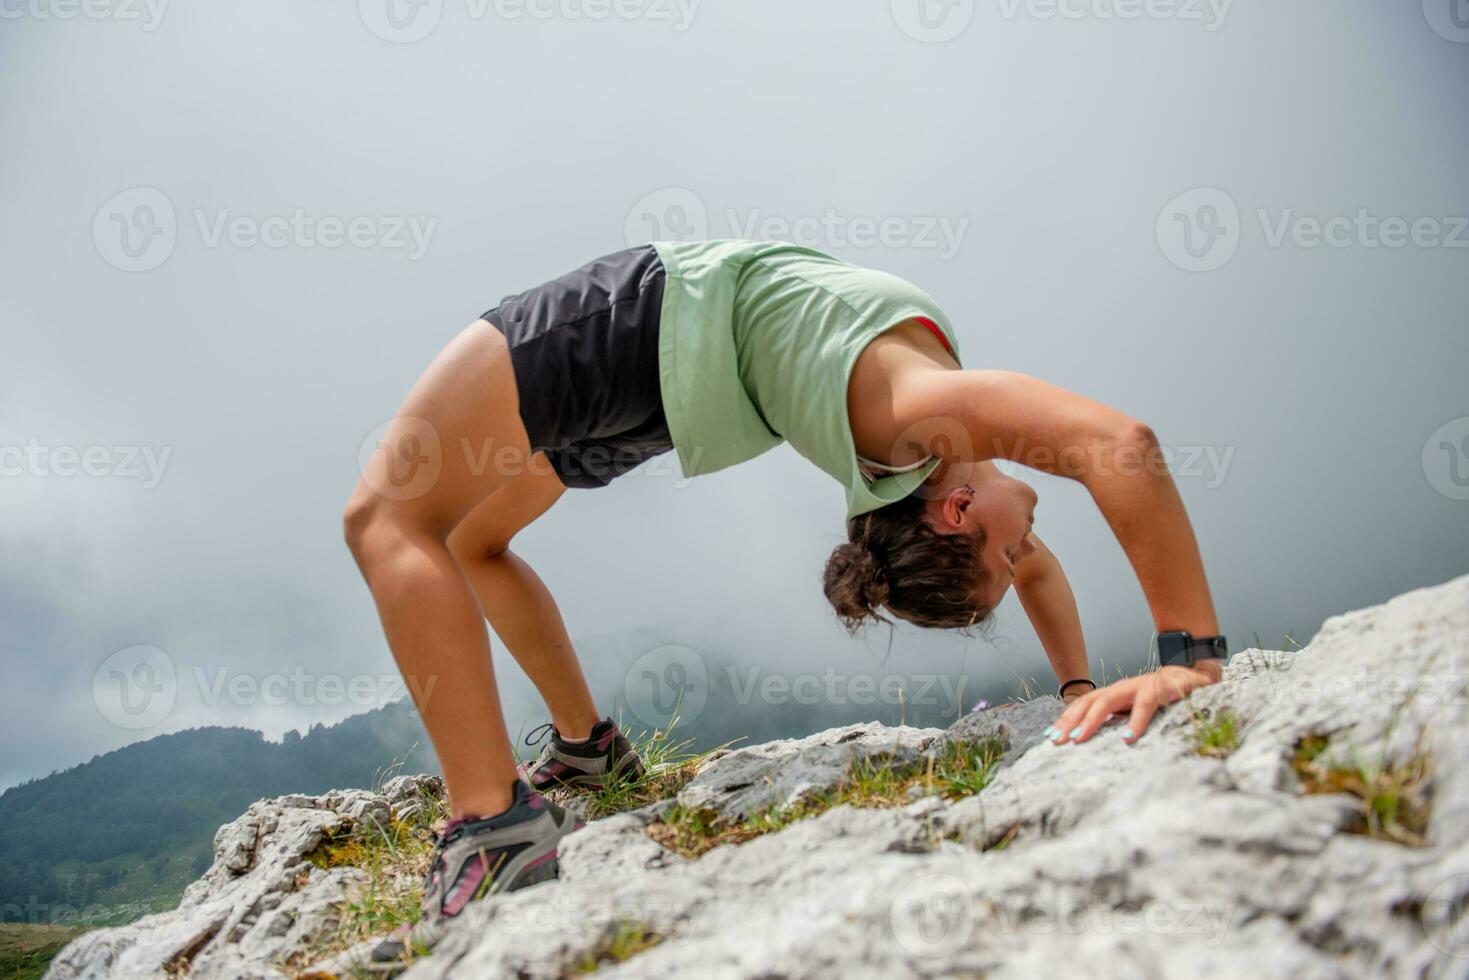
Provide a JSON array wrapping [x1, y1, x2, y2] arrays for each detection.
[[44, 578, 1469, 980]]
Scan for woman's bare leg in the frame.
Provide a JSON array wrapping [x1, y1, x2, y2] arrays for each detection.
[[448, 463, 602, 742], [343, 320, 530, 819]]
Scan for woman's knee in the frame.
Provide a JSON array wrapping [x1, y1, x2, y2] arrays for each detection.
[[446, 526, 510, 567], [343, 484, 416, 567]]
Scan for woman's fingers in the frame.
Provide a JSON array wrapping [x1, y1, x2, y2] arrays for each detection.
[[1046, 681, 1134, 745], [1122, 683, 1161, 744], [1068, 682, 1136, 743], [1046, 688, 1099, 744], [1045, 667, 1217, 748]]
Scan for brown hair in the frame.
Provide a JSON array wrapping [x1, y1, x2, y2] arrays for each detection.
[[822, 491, 993, 632]]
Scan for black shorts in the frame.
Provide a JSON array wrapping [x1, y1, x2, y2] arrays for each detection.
[[480, 245, 673, 489]]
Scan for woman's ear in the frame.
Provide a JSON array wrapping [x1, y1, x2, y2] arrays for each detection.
[[937, 484, 975, 530]]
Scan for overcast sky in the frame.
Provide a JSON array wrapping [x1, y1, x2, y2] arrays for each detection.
[[1, 0, 1466, 789]]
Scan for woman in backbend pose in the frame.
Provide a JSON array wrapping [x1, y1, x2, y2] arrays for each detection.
[[344, 240, 1227, 940]]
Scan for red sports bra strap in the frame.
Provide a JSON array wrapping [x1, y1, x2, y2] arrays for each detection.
[[913, 316, 954, 357]]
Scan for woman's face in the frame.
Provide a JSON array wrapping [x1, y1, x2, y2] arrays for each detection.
[[929, 461, 1038, 609]]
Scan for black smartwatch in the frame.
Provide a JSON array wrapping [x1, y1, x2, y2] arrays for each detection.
[[1155, 631, 1228, 668]]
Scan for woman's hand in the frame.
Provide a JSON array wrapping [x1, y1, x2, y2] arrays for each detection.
[[1047, 661, 1223, 745]]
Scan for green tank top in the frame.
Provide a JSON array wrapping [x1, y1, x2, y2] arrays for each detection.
[[650, 240, 962, 519]]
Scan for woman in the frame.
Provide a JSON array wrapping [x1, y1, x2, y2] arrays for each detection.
[[344, 240, 1226, 935]]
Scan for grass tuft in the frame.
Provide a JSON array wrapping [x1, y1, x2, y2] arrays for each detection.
[[1291, 735, 1431, 846], [569, 920, 662, 975], [647, 737, 1004, 859], [1189, 707, 1243, 759], [555, 720, 729, 821], [292, 784, 448, 972]]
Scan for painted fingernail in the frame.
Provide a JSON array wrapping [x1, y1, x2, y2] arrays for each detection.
[[1048, 729, 1063, 742], [1122, 728, 1136, 741], [1069, 727, 1084, 739], [1043, 726, 1055, 737]]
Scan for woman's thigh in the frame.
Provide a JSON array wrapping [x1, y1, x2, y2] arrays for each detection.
[[352, 319, 535, 538]]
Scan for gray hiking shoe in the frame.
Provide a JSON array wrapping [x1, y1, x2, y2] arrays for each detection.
[[371, 780, 579, 964], [518, 717, 645, 791]]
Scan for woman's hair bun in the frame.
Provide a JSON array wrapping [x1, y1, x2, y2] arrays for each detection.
[[822, 540, 890, 633]]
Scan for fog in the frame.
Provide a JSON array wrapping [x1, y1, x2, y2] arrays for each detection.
[[2, 0, 1466, 788]]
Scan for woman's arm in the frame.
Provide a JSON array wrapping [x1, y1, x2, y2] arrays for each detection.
[[1012, 534, 1092, 701], [889, 367, 1224, 741]]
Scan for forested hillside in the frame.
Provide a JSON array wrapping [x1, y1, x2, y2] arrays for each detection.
[[0, 700, 432, 925]]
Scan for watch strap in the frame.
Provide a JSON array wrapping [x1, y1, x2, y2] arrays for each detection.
[[1156, 632, 1228, 668]]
